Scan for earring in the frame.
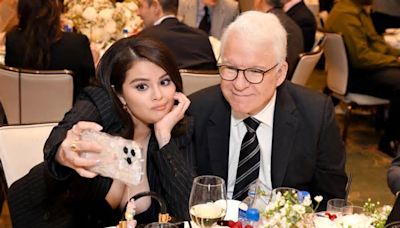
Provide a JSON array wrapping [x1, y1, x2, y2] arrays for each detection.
[[123, 104, 128, 111]]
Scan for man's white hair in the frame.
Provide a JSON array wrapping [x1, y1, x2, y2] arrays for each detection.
[[220, 11, 287, 63]]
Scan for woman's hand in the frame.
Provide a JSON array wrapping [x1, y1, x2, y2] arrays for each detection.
[[154, 92, 190, 147], [56, 121, 103, 178]]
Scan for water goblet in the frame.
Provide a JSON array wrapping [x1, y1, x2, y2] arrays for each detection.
[[327, 198, 352, 214], [189, 175, 227, 228]]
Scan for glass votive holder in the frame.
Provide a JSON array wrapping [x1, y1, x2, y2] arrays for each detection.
[[326, 198, 352, 214]]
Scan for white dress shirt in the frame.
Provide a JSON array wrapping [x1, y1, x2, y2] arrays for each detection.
[[227, 92, 277, 199], [153, 15, 176, 26]]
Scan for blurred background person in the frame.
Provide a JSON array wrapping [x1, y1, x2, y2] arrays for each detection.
[[371, 0, 400, 35], [5, 0, 95, 101], [178, 0, 239, 39], [326, 0, 400, 156], [283, 0, 317, 52], [254, 0, 304, 80], [136, 0, 217, 70], [388, 147, 400, 194]]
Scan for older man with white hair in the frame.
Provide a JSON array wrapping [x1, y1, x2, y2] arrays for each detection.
[[188, 11, 347, 209]]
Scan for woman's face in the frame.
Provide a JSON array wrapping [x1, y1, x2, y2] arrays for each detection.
[[117, 60, 176, 126]]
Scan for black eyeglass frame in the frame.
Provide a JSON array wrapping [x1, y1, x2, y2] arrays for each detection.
[[217, 63, 280, 84]]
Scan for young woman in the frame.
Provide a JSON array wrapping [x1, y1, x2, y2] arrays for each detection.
[[5, 0, 95, 101], [9, 37, 195, 227]]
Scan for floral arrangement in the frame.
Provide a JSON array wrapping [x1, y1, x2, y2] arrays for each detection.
[[259, 190, 322, 227], [257, 189, 392, 228], [62, 0, 143, 47], [363, 199, 392, 228]]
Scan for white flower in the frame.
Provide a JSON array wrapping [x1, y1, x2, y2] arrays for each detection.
[[105, 20, 117, 34], [63, 0, 143, 45], [314, 195, 323, 203], [302, 196, 312, 206], [82, 7, 97, 21], [99, 8, 114, 20]]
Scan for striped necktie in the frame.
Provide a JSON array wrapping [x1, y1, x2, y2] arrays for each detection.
[[233, 117, 261, 200]]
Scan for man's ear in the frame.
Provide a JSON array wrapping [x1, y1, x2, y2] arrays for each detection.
[[276, 61, 288, 87]]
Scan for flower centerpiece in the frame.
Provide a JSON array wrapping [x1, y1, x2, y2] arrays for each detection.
[[62, 0, 143, 47], [257, 189, 392, 228], [259, 190, 322, 227]]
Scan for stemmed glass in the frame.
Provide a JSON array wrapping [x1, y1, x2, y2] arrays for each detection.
[[189, 175, 227, 228]]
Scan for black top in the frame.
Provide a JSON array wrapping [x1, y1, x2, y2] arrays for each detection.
[[5, 30, 95, 101]]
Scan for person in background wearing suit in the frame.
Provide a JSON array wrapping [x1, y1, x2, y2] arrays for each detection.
[[187, 11, 347, 209], [283, 0, 317, 52], [177, 0, 239, 39], [326, 0, 400, 156], [371, 0, 400, 35], [5, 0, 95, 101], [254, 0, 304, 80], [388, 147, 400, 194], [136, 0, 217, 70], [8, 37, 195, 227]]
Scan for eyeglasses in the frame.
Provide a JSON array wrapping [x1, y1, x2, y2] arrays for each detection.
[[217, 63, 279, 84]]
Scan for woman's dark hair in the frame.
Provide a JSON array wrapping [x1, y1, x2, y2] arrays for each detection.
[[95, 36, 185, 139], [17, 0, 63, 69]]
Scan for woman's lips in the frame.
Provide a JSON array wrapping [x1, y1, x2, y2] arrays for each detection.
[[152, 103, 167, 111]]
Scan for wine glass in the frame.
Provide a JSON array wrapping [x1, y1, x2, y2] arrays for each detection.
[[189, 175, 227, 228]]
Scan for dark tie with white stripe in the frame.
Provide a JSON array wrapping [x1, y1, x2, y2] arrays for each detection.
[[233, 117, 261, 200]]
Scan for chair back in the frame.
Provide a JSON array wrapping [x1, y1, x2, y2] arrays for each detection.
[[324, 32, 349, 96], [180, 69, 221, 95], [0, 64, 73, 124], [291, 34, 326, 86], [0, 123, 56, 187]]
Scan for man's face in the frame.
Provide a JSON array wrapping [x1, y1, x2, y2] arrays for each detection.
[[137, 0, 158, 28], [220, 33, 287, 117]]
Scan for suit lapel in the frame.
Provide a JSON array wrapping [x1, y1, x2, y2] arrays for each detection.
[[207, 97, 231, 181], [211, 1, 224, 37], [271, 82, 298, 188]]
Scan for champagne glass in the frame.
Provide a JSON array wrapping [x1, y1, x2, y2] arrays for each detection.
[[189, 175, 227, 228]]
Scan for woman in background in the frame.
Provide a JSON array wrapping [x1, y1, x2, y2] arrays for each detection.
[[5, 0, 95, 101]]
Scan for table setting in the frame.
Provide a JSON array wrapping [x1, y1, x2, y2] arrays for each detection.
[[113, 176, 393, 228]]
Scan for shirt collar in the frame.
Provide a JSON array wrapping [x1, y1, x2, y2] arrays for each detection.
[[232, 91, 277, 127], [153, 15, 176, 26]]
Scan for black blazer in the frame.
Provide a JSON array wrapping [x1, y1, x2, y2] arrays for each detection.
[[8, 86, 196, 227], [286, 1, 317, 52], [138, 17, 217, 70], [187, 81, 347, 208], [270, 9, 305, 80], [5, 30, 95, 101]]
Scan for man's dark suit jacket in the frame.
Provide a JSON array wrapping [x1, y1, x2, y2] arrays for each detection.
[[5, 30, 95, 101], [270, 9, 304, 80], [137, 17, 217, 70], [286, 1, 317, 52], [187, 81, 347, 208]]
